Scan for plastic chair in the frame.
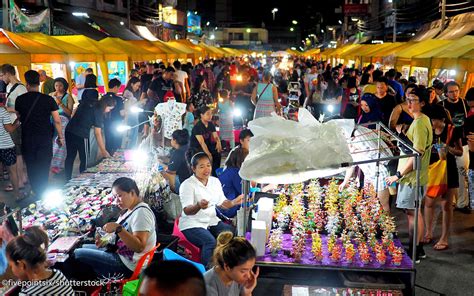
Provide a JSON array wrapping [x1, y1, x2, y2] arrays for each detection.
[[163, 248, 206, 274], [172, 218, 201, 263], [128, 243, 161, 281]]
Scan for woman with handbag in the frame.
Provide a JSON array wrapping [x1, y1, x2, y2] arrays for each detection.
[[251, 71, 281, 119], [74, 177, 156, 278], [423, 104, 463, 251]]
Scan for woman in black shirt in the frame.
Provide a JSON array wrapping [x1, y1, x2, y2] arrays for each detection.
[[64, 84, 116, 181], [189, 106, 222, 176]]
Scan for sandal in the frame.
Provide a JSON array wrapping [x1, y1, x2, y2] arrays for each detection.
[[4, 184, 14, 192], [422, 236, 433, 244], [433, 242, 449, 251]]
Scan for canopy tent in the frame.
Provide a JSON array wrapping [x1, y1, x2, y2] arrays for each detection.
[[0, 43, 30, 66], [198, 42, 226, 58], [0, 30, 67, 63], [99, 37, 163, 62], [411, 36, 474, 70], [411, 20, 442, 41], [459, 49, 474, 73], [166, 40, 203, 62], [339, 44, 376, 67], [53, 35, 128, 61], [18, 32, 97, 62], [151, 40, 190, 60], [358, 43, 399, 65], [174, 39, 207, 56], [437, 12, 474, 40], [320, 48, 337, 60], [369, 42, 412, 66], [127, 40, 181, 61], [304, 47, 321, 57], [285, 48, 301, 56], [394, 39, 453, 68]]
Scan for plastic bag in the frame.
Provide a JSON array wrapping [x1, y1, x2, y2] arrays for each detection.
[[239, 108, 354, 184]]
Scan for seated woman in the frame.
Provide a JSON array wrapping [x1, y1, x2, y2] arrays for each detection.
[[218, 129, 254, 218], [179, 153, 243, 268], [162, 129, 192, 193], [204, 232, 259, 296], [74, 177, 156, 278], [6, 226, 74, 295]]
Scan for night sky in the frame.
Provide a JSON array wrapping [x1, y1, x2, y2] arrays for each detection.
[[231, 0, 343, 34]]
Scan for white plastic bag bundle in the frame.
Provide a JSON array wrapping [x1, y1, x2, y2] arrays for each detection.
[[239, 108, 354, 184]]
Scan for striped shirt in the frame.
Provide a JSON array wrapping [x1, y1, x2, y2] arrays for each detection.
[[19, 269, 74, 296], [0, 107, 14, 149]]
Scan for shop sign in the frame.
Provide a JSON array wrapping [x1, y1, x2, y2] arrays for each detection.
[[9, 0, 50, 34], [187, 13, 202, 35], [343, 4, 368, 16], [162, 6, 178, 25]]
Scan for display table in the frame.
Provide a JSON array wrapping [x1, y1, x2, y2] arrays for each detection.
[[282, 285, 403, 296]]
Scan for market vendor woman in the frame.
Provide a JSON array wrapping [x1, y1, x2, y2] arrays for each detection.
[[179, 152, 243, 268], [74, 177, 156, 278]]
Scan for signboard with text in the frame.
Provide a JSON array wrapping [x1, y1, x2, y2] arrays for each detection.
[[343, 4, 368, 16]]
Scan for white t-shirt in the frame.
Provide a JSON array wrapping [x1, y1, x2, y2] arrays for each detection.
[[76, 74, 86, 101], [304, 73, 318, 92], [0, 107, 14, 149], [179, 175, 227, 231], [6, 82, 27, 122], [175, 70, 188, 95], [117, 202, 157, 271]]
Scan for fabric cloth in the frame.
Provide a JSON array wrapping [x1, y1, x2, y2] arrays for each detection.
[[6, 82, 27, 122], [179, 175, 227, 232], [388, 79, 404, 103], [15, 91, 59, 140], [254, 83, 275, 119], [66, 93, 103, 139], [41, 77, 55, 95], [217, 167, 242, 218], [73, 244, 133, 279], [455, 145, 469, 208], [218, 101, 234, 143], [168, 145, 192, 184], [430, 124, 460, 189], [116, 202, 156, 271], [182, 221, 234, 268], [0, 147, 16, 166], [103, 92, 125, 155], [149, 77, 174, 103], [75, 74, 86, 101], [190, 89, 213, 111], [184, 111, 194, 137], [154, 100, 186, 139], [0, 107, 14, 149], [398, 114, 433, 186], [396, 183, 426, 210], [358, 94, 383, 128], [19, 269, 74, 296], [376, 94, 398, 127], [51, 115, 69, 171], [22, 135, 53, 197], [204, 267, 243, 296], [64, 131, 89, 181]]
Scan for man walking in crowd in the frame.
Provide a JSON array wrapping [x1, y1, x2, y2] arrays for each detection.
[[1, 64, 28, 192], [75, 67, 93, 102], [103, 78, 125, 156], [147, 66, 175, 105], [38, 70, 55, 95], [15, 70, 64, 198], [441, 81, 470, 213], [374, 77, 398, 127], [386, 69, 404, 103], [173, 61, 190, 103]]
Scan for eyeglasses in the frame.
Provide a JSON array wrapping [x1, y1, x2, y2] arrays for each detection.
[[407, 98, 420, 104]]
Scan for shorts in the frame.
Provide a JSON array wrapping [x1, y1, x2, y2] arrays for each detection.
[[0, 147, 17, 166], [396, 183, 426, 210], [10, 127, 22, 155]]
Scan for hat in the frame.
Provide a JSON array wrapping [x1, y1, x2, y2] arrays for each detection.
[[163, 91, 175, 102]]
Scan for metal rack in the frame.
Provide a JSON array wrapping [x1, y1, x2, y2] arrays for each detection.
[[239, 121, 422, 295]]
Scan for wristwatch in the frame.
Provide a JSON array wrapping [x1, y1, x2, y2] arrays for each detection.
[[115, 225, 123, 235], [396, 171, 403, 179]]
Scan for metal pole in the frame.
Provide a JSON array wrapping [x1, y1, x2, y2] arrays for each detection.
[[412, 154, 421, 288], [3, 0, 10, 31], [440, 0, 446, 32], [127, 0, 131, 30], [392, 9, 397, 42], [375, 122, 381, 199], [240, 180, 250, 237]]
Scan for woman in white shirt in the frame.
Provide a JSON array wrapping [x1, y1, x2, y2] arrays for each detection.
[[74, 177, 156, 278], [179, 152, 243, 267], [123, 77, 142, 149]]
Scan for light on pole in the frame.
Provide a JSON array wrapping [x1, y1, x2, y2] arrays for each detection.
[[272, 8, 278, 21], [292, 20, 298, 25]]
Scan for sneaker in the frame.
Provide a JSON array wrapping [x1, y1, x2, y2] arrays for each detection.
[[417, 245, 426, 259]]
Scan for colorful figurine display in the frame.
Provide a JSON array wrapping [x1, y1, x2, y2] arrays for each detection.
[[311, 232, 323, 261]]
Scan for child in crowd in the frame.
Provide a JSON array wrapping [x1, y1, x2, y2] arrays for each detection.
[[204, 232, 259, 296], [218, 89, 235, 150], [184, 102, 195, 137], [6, 226, 74, 295]]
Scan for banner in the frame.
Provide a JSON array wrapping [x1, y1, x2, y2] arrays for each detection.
[[9, 0, 51, 34]]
